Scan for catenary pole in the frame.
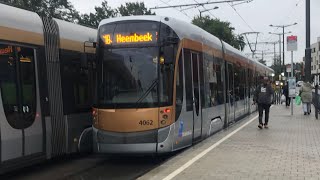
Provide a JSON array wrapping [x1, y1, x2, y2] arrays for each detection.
[[305, 0, 311, 82]]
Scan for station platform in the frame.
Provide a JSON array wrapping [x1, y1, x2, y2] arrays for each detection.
[[139, 104, 320, 180]]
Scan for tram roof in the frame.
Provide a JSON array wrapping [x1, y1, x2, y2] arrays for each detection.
[[0, 3, 43, 35], [54, 18, 97, 45]]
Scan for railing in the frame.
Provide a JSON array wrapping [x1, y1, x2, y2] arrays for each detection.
[[312, 85, 319, 119]]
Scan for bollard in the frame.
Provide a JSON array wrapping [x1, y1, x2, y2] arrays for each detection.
[[316, 85, 318, 119]]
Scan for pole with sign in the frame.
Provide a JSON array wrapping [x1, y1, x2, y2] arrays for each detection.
[[287, 35, 298, 115]]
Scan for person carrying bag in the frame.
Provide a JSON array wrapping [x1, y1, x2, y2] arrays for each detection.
[[299, 81, 312, 115]]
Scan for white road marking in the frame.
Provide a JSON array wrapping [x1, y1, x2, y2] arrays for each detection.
[[162, 114, 260, 180]]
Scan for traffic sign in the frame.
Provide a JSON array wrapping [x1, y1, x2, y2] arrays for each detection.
[[287, 35, 297, 51]]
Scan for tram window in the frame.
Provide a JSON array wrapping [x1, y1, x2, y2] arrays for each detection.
[[159, 45, 174, 106], [61, 50, 90, 114], [18, 47, 36, 127], [175, 54, 183, 120], [248, 69, 252, 98], [239, 69, 245, 100], [184, 49, 193, 111], [203, 54, 211, 108], [234, 65, 240, 102], [199, 54, 205, 108], [207, 56, 223, 107], [0, 44, 19, 128], [227, 63, 234, 104]]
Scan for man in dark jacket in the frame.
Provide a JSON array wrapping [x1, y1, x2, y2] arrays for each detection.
[[254, 76, 274, 129], [282, 82, 290, 106]]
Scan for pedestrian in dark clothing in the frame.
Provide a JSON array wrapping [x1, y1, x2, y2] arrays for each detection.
[[254, 76, 274, 129], [282, 82, 290, 106]]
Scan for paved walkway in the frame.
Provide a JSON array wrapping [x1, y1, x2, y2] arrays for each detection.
[[139, 104, 320, 180]]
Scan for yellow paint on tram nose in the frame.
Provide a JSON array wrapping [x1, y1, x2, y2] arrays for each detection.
[[93, 106, 174, 132]]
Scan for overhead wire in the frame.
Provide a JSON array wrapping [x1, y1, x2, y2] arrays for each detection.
[[227, 2, 254, 31], [193, 0, 218, 18], [158, 0, 193, 19], [262, 0, 302, 43]]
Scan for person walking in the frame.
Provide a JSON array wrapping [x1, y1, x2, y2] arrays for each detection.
[[274, 84, 281, 104], [283, 82, 290, 107], [299, 81, 312, 115], [254, 76, 274, 129]]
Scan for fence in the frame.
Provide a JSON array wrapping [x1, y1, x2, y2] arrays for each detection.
[[312, 85, 319, 119]]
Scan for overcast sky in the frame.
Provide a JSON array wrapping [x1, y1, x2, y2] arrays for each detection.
[[69, 0, 320, 66]]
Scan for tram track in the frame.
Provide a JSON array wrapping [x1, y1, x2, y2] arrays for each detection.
[[1, 154, 175, 180]]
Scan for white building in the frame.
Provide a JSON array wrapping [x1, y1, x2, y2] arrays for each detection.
[[311, 37, 320, 75]]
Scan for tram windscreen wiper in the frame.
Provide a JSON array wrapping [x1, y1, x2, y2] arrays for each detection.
[[135, 78, 159, 108]]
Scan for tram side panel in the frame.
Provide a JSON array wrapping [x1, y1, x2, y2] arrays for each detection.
[[0, 3, 47, 171], [171, 46, 225, 152], [59, 48, 95, 153], [201, 52, 225, 137]]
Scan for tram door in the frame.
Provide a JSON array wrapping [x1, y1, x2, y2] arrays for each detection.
[[0, 45, 43, 162], [227, 63, 235, 124], [190, 52, 202, 141]]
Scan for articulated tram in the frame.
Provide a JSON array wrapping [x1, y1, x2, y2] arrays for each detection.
[[0, 3, 96, 173], [93, 16, 274, 154]]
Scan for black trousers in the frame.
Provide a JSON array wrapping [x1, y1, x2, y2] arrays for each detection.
[[258, 103, 271, 125], [285, 96, 291, 106]]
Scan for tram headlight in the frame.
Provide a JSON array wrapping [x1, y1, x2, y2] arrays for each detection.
[[160, 56, 165, 64]]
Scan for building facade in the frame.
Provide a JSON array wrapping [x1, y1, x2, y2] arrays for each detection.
[[311, 37, 320, 75]]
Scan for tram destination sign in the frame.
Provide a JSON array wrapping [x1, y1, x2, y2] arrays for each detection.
[[102, 31, 157, 45], [287, 35, 297, 51]]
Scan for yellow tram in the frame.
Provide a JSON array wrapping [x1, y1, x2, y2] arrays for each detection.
[[93, 16, 274, 154]]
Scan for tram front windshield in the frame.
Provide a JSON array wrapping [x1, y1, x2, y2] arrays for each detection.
[[97, 22, 174, 108]]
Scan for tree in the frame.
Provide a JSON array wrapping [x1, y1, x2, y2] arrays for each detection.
[[1, 0, 79, 23], [118, 2, 155, 16], [192, 15, 246, 51], [77, 1, 116, 28], [77, 1, 155, 28]]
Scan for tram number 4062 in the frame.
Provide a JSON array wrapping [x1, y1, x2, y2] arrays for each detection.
[[139, 120, 153, 126]]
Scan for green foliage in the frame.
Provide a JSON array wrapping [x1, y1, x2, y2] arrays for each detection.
[[77, 1, 117, 28], [1, 0, 155, 28], [0, 0, 79, 23], [118, 2, 155, 16], [192, 15, 246, 51], [77, 1, 155, 28]]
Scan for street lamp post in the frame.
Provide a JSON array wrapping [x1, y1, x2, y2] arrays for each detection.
[[270, 23, 298, 77], [199, 6, 219, 18], [269, 31, 291, 78]]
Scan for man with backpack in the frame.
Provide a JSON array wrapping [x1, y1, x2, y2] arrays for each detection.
[[253, 76, 274, 129]]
